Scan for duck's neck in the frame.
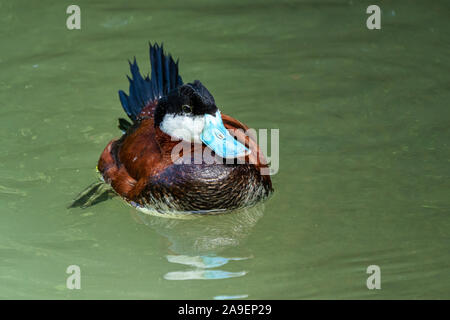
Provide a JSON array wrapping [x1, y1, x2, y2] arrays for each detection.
[[159, 114, 205, 143]]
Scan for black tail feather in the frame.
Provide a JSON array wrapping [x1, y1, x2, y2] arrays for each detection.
[[118, 43, 183, 122], [118, 118, 132, 132]]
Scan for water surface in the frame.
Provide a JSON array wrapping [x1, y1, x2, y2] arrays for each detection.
[[0, 0, 449, 299]]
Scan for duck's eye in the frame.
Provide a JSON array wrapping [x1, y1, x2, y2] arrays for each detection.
[[182, 104, 192, 114]]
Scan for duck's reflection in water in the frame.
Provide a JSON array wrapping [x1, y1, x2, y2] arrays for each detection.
[[135, 204, 265, 281]]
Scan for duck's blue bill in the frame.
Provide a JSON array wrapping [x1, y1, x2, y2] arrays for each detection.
[[201, 111, 250, 159]]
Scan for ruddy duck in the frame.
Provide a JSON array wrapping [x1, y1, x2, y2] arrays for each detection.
[[96, 43, 272, 213]]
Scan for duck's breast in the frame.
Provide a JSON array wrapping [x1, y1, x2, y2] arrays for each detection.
[[140, 162, 272, 213]]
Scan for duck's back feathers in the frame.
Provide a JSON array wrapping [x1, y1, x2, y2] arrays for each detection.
[[118, 43, 183, 122]]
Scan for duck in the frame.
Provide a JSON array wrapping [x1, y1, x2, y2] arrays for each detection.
[[96, 43, 273, 214]]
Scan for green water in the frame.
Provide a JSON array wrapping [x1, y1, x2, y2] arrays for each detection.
[[1, 0, 449, 299]]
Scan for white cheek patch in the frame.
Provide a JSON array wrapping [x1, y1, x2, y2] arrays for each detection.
[[160, 114, 205, 143]]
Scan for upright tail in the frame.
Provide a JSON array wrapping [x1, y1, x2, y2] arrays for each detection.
[[118, 43, 183, 122]]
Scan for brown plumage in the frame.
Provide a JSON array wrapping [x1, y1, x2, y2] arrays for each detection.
[[98, 101, 272, 213]]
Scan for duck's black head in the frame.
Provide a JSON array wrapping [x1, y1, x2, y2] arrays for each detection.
[[154, 80, 249, 159], [154, 80, 218, 128]]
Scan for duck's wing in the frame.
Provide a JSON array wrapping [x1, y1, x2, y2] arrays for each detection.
[[98, 118, 175, 203], [118, 43, 183, 123], [221, 113, 269, 169], [221, 113, 250, 131]]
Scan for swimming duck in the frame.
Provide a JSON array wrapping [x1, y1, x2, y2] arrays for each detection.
[[97, 43, 273, 213]]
